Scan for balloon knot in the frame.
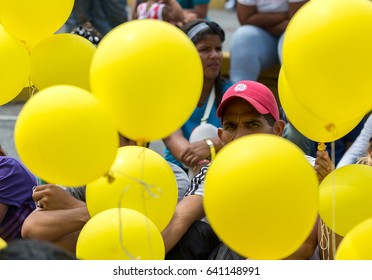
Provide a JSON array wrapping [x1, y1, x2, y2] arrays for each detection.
[[105, 171, 116, 184], [318, 142, 326, 151]]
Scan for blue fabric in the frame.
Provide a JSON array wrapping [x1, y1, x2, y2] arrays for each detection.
[[230, 25, 283, 83], [164, 80, 233, 167], [177, 0, 210, 9], [0, 157, 37, 241]]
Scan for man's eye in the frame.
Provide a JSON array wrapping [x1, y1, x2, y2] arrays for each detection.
[[247, 122, 260, 127], [223, 123, 235, 129]]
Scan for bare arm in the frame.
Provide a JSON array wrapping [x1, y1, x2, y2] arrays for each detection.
[[164, 131, 222, 168], [181, 136, 223, 167], [183, 3, 208, 19], [21, 206, 90, 242], [284, 218, 318, 259], [162, 194, 204, 253], [162, 0, 185, 23], [236, 4, 288, 27], [288, 1, 308, 18], [237, 1, 307, 35], [163, 129, 190, 164], [131, 0, 143, 19]]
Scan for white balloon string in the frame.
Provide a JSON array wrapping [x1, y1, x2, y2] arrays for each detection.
[[330, 141, 337, 259], [111, 147, 162, 259], [117, 204, 138, 260], [138, 146, 155, 259], [319, 219, 330, 260]]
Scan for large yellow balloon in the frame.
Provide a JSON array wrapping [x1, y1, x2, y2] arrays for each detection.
[[283, 0, 372, 123], [204, 134, 319, 260], [86, 146, 178, 231], [0, 238, 7, 250], [30, 34, 96, 91], [14, 85, 118, 186], [0, 0, 74, 44], [0, 29, 30, 105], [336, 218, 372, 260], [90, 20, 203, 143], [319, 164, 372, 237], [76, 208, 165, 260], [278, 68, 365, 142]]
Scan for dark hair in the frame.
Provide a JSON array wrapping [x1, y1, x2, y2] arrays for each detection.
[[182, 19, 226, 107], [0, 239, 76, 260], [182, 19, 225, 45]]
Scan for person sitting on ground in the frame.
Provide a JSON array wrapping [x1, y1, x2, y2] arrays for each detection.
[[162, 80, 334, 260], [21, 134, 189, 255], [230, 0, 308, 83], [62, 0, 128, 36], [0, 145, 37, 242], [163, 20, 233, 177], [132, 0, 185, 25]]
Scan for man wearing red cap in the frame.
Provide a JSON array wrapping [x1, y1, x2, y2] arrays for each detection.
[[162, 80, 333, 260]]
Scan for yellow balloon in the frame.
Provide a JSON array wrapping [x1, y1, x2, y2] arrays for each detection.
[[204, 134, 318, 260], [0, 0, 74, 44], [30, 34, 96, 91], [278, 68, 365, 142], [76, 208, 165, 260], [336, 217, 372, 260], [14, 85, 118, 186], [86, 146, 178, 231], [0, 238, 7, 250], [0, 29, 30, 105], [283, 0, 372, 123], [90, 20, 203, 142], [319, 164, 372, 237]]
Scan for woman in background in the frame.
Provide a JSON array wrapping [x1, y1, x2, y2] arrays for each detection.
[[163, 20, 232, 176]]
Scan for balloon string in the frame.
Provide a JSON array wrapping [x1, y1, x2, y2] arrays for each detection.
[[318, 139, 337, 259], [318, 142, 330, 259], [139, 147, 155, 259], [112, 147, 161, 259], [330, 141, 336, 259], [319, 219, 330, 260], [117, 203, 139, 260]]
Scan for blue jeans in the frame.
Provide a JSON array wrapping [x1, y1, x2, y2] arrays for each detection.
[[63, 0, 128, 35], [230, 25, 283, 83]]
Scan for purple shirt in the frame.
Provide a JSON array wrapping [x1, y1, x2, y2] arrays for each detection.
[[0, 156, 37, 241]]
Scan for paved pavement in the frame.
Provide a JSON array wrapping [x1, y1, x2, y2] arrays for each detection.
[[0, 8, 240, 159]]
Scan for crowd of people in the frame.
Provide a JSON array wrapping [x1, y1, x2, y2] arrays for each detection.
[[1, 0, 371, 260]]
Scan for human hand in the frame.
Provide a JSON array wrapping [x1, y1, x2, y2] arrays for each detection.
[[314, 150, 335, 183], [181, 140, 211, 168], [183, 11, 197, 23], [32, 184, 85, 210]]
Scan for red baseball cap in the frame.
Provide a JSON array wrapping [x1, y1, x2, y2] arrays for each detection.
[[217, 80, 279, 121]]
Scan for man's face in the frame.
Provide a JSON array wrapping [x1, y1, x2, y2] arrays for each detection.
[[218, 99, 277, 146]]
